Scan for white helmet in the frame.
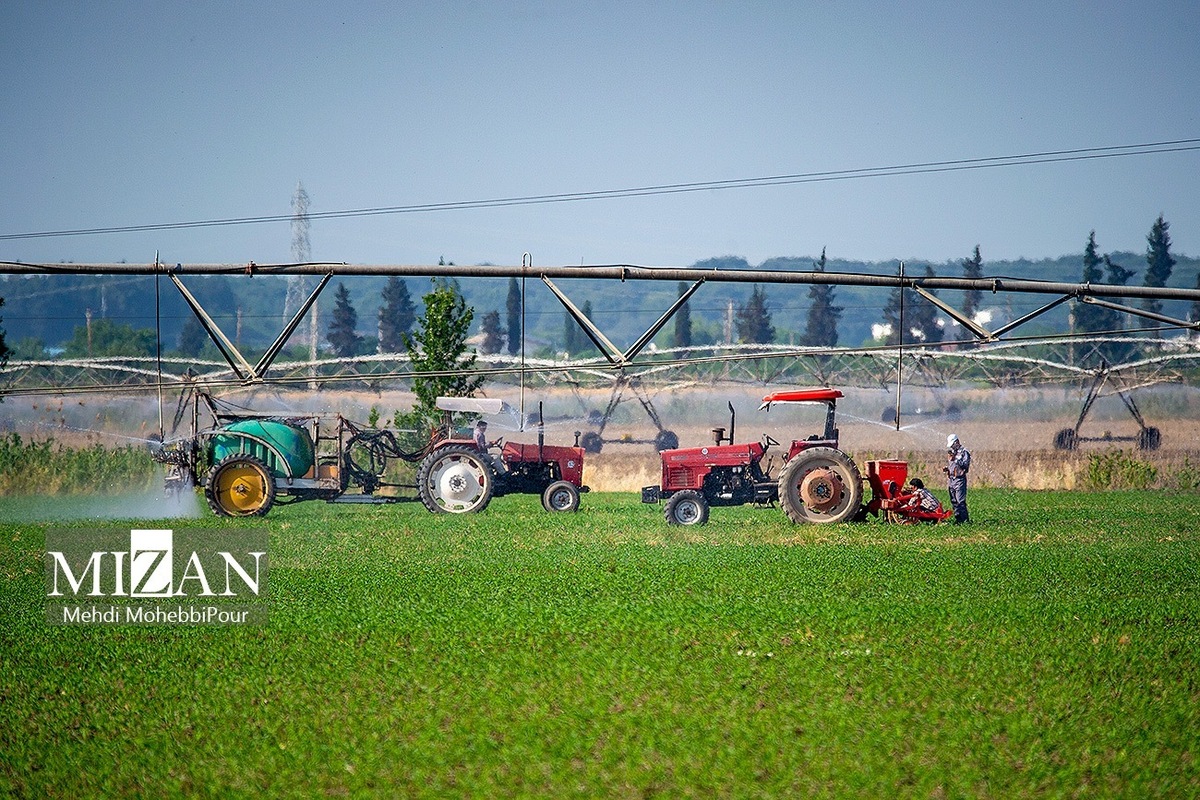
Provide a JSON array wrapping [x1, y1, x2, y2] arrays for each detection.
[[947, 433, 959, 449]]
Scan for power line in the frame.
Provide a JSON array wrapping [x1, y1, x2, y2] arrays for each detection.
[[3, 138, 1198, 242]]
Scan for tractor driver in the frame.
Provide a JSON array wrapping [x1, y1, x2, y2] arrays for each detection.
[[473, 420, 507, 474]]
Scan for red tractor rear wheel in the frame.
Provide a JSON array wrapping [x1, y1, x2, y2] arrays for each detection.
[[417, 445, 495, 513], [778, 447, 863, 524]]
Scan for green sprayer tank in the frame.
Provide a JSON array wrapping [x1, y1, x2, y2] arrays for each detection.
[[210, 420, 315, 478]]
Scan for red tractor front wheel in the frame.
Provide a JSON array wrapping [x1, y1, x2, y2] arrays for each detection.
[[542, 480, 581, 512], [778, 447, 863, 524], [664, 490, 710, 526]]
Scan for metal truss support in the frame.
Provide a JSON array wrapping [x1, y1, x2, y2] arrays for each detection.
[[1079, 296, 1200, 331], [169, 270, 333, 383], [168, 273, 257, 381], [541, 276, 705, 366]]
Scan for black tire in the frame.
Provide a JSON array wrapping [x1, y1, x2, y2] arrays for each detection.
[[664, 490, 710, 526], [417, 445, 494, 514], [1137, 426, 1162, 451], [205, 454, 276, 517], [777, 446, 863, 525], [654, 430, 679, 452], [581, 431, 603, 454], [541, 480, 581, 512], [1053, 428, 1078, 451]]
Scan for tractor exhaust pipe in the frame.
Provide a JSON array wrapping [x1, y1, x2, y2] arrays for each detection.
[[538, 401, 545, 461]]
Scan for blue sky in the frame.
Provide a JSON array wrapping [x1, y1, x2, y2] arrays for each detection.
[[2, 1, 1197, 268]]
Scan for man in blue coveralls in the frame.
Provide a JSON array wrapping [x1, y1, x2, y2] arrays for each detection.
[[943, 433, 971, 524]]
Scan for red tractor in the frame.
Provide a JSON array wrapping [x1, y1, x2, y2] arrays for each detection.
[[641, 388, 935, 526], [416, 397, 588, 514]]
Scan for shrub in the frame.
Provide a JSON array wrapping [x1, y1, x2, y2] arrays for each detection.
[[1082, 450, 1158, 491], [0, 433, 157, 495]]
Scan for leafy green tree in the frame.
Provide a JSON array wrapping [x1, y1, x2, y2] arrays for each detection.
[[378, 277, 415, 353], [1142, 214, 1175, 318], [64, 319, 157, 358], [398, 278, 483, 432], [961, 245, 983, 321], [736, 285, 775, 344], [673, 281, 692, 353], [479, 310, 504, 355], [801, 248, 842, 348], [505, 277, 522, 356], [11, 336, 45, 360], [326, 282, 362, 358]]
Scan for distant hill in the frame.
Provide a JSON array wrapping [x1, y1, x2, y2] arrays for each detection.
[[2, 251, 1196, 355]]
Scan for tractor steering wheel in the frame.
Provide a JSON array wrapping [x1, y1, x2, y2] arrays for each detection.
[[762, 434, 779, 449], [491, 436, 504, 449]]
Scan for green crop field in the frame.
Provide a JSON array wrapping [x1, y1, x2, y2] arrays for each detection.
[[2, 489, 1199, 798]]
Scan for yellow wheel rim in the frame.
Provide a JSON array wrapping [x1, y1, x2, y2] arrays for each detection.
[[214, 463, 270, 515]]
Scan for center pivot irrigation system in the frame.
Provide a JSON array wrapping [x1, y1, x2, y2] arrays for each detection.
[[2, 256, 1200, 454]]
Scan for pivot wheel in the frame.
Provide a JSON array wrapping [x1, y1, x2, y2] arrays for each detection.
[[654, 430, 679, 452], [542, 480, 581, 512], [777, 447, 863, 524], [1053, 428, 1079, 451], [1137, 426, 1162, 451], [206, 454, 276, 517], [664, 489, 710, 526], [417, 445, 495, 514]]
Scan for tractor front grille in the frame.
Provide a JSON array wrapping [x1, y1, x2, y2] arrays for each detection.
[[665, 465, 695, 489]]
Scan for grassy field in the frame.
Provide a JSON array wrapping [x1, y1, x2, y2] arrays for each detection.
[[2, 489, 1199, 798]]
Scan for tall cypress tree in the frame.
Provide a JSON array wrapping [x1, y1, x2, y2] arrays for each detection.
[[1102, 255, 1136, 364], [378, 277, 415, 353], [1075, 231, 1112, 337], [736, 285, 775, 344], [673, 281, 692, 352], [912, 266, 944, 344], [178, 315, 208, 356], [961, 245, 983, 321], [881, 266, 941, 345], [505, 277, 522, 356], [326, 282, 362, 357], [1142, 214, 1176, 318], [802, 248, 842, 348], [0, 297, 10, 373], [562, 309, 579, 354]]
